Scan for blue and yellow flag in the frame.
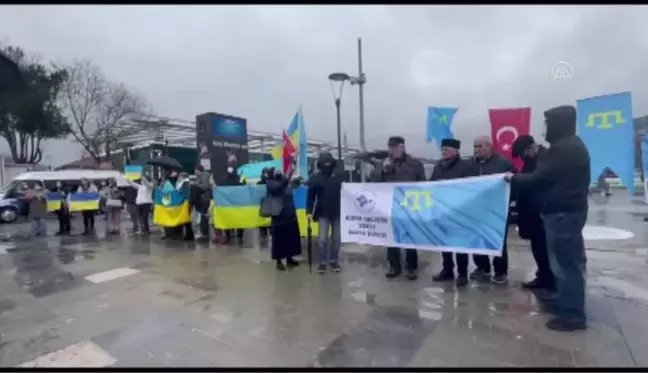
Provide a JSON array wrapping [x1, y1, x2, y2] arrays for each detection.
[[577, 92, 635, 194], [124, 165, 143, 181], [153, 187, 191, 227], [212, 185, 318, 236], [68, 192, 100, 212], [46, 192, 63, 212], [427, 107, 458, 149], [270, 108, 308, 179]]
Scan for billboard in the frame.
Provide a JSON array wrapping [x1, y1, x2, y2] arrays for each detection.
[[196, 112, 249, 185]]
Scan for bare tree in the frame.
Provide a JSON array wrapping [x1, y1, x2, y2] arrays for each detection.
[[60, 60, 146, 165]]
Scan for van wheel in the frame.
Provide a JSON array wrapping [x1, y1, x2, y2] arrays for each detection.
[[0, 207, 18, 223]]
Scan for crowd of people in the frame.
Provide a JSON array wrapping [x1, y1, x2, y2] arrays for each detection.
[[21, 104, 590, 334]]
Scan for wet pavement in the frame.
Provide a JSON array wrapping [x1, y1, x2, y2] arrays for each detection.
[[1, 193, 648, 367]]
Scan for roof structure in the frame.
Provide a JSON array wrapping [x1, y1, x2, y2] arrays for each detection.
[[116, 114, 376, 160]]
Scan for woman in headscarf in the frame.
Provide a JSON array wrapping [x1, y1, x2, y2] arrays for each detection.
[[265, 162, 302, 271]]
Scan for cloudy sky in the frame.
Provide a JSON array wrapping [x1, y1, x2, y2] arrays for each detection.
[[1, 5, 648, 166]]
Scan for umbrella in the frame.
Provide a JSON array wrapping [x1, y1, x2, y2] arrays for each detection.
[[307, 219, 313, 273], [0, 52, 25, 93], [147, 155, 183, 170]]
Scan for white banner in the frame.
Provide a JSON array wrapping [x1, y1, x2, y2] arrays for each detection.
[[340, 174, 510, 256]]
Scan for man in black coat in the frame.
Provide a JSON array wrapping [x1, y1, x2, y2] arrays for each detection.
[[306, 152, 344, 274], [430, 138, 475, 287], [470, 135, 518, 285], [512, 135, 555, 292], [379, 136, 426, 280], [505, 105, 590, 332]]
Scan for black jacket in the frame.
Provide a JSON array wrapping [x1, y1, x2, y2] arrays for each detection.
[[516, 146, 547, 238], [266, 176, 297, 226], [222, 171, 243, 186], [473, 153, 517, 176], [513, 105, 590, 214], [379, 153, 426, 182], [429, 155, 474, 181], [306, 171, 344, 221]]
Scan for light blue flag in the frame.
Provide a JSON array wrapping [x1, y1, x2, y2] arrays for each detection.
[[427, 107, 458, 148], [391, 175, 509, 255], [577, 92, 635, 194], [298, 107, 308, 180], [237, 160, 282, 181]]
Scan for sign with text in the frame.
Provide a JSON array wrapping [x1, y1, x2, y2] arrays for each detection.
[[196, 112, 249, 185], [340, 175, 510, 256]]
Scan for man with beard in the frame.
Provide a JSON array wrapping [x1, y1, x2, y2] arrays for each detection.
[[430, 138, 475, 287], [306, 152, 344, 274], [470, 135, 517, 285], [379, 136, 426, 280], [512, 135, 555, 292], [505, 105, 590, 332]]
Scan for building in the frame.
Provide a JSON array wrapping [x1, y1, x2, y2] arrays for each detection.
[[57, 115, 437, 179]]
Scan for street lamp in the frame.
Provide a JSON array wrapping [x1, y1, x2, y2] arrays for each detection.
[[327, 38, 368, 180], [328, 72, 349, 172]]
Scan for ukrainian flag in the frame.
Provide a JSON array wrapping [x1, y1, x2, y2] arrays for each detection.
[[212, 185, 318, 236], [153, 186, 191, 227], [68, 192, 100, 212], [124, 165, 143, 181], [46, 192, 63, 212]]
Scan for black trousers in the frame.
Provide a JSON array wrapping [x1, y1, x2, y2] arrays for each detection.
[[530, 228, 554, 286], [259, 227, 270, 238], [442, 252, 469, 277], [138, 204, 151, 233], [226, 229, 244, 240], [387, 247, 418, 273], [473, 226, 509, 276], [198, 213, 210, 237], [82, 211, 95, 232], [56, 209, 71, 233]]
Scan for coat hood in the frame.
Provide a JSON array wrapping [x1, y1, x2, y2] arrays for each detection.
[[544, 105, 577, 143], [316, 152, 337, 169]]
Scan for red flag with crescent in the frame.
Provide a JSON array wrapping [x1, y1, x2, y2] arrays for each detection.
[[282, 130, 296, 174], [488, 107, 531, 171]]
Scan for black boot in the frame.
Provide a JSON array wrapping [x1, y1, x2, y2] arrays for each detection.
[[276, 260, 286, 271], [385, 269, 401, 279], [286, 257, 300, 268], [432, 270, 454, 282]]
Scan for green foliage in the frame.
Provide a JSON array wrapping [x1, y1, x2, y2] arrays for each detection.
[[0, 45, 71, 164]]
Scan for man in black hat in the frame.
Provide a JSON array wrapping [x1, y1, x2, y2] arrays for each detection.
[[512, 135, 555, 292], [470, 135, 518, 285], [379, 136, 426, 280], [430, 138, 475, 286]]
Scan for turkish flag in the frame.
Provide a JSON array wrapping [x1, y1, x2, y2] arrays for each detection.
[[488, 107, 531, 171], [282, 130, 296, 174]]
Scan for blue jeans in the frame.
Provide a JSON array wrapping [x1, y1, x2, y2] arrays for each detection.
[[32, 218, 47, 237], [543, 211, 588, 322], [318, 217, 341, 265]]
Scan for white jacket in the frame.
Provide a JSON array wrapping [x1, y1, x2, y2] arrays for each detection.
[[132, 179, 153, 205]]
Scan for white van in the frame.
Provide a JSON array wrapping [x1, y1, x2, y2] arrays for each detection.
[[0, 170, 130, 223]]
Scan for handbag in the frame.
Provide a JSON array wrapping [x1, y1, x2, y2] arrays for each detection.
[[106, 198, 122, 208], [259, 196, 283, 217]]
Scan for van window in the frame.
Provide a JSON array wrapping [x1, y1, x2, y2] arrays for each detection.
[[4, 180, 39, 198]]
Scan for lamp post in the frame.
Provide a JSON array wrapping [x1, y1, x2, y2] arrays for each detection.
[[327, 38, 368, 180], [328, 72, 350, 172]]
